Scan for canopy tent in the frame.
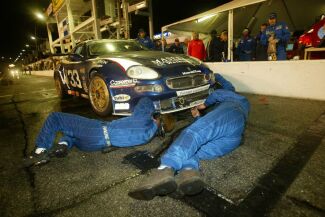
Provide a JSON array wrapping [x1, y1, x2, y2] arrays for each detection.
[[162, 0, 325, 60]]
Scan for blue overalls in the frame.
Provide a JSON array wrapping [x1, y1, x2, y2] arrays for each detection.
[[136, 36, 154, 49], [260, 21, 291, 60], [35, 98, 158, 152], [160, 89, 250, 171], [236, 36, 256, 61]]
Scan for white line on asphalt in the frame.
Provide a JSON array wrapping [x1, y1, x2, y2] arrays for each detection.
[[0, 88, 56, 98]]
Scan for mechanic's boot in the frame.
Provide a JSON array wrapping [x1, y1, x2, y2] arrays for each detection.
[[53, 143, 69, 158], [24, 150, 50, 167], [129, 168, 176, 200], [177, 169, 204, 196]]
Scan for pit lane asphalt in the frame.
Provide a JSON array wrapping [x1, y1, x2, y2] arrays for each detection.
[[0, 75, 324, 217]]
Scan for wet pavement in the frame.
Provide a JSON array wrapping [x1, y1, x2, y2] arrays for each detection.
[[0, 75, 324, 217]]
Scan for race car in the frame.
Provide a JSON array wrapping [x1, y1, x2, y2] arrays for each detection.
[[299, 17, 325, 48], [54, 39, 218, 116]]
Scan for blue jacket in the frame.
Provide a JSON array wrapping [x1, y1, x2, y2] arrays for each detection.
[[236, 36, 256, 61], [260, 21, 290, 60], [108, 98, 157, 147], [215, 73, 236, 92], [160, 89, 250, 170], [137, 36, 154, 49]]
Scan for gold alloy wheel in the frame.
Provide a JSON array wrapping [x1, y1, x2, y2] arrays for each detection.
[[89, 76, 110, 113]]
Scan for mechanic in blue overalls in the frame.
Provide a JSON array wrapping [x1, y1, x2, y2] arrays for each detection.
[[136, 28, 154, 49], [129, 75, 250, 200], [26, 98, 161, 166], [260, 12, 291, 60], [236, 28, 256, 61]]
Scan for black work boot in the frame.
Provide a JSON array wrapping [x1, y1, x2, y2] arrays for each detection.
[[53, 143, 69, 158], [24, 150, 50, 167], [129, 168, 176, 200], [177, 169, 204, 196]]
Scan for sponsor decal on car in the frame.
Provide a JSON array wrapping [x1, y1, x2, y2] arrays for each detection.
[[176, 84, 210, 97], [110, 79, 137, 88], [151, 56, 190, 66], [190, 99, 205, 106], [113, 94, 131, 102], [182, 69, 201, 75], [114, 103, 130, 110]]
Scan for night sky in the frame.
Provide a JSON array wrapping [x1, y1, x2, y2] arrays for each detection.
[[0, 0, 229, 61]]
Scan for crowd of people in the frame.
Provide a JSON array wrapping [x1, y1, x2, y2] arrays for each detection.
[[136, 12, 292, 61]]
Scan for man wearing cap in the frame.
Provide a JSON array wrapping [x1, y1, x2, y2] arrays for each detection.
[[136, 28, 154, 49], [168, 38, 184, 54], [261, 12, 291, 60], [25, 98, 162, 166], [236, 28, 256, 61], [129, 75, 249, 200]]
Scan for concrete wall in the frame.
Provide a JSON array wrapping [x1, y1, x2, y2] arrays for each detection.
[[207, 60, 325, 101], [31, 60, 325, 101]]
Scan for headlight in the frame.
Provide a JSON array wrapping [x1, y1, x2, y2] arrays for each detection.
[[127, 66, 159, 80], [135, 84, 163, 93]]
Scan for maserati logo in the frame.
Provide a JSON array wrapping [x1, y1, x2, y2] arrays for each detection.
[[178, 97, 185, 105]]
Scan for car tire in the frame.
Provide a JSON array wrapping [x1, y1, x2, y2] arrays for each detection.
[[54, 75, 69, 99], [88, 74, 112, 116]]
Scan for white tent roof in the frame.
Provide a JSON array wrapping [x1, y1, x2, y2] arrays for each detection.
[[162, 0, 325, 38]]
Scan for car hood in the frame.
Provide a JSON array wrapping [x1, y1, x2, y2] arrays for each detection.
[[98, 51, 203, 70]]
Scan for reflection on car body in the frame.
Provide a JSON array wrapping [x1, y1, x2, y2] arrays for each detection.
[[54, 39, 218, 116]]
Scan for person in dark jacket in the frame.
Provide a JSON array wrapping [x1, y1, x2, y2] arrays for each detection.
[[25, 98, 161, 166], [255, 23, 268, 61], [206, 30, 218, 61], [129, 75, 250, 200], [136, 28, 154, 49], [215, 30, 228, 62], [236, 28, 256, 61], [168, 38, 184, 54]]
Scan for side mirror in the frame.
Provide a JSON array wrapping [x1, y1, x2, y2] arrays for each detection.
[[69, 53, 83, 62]]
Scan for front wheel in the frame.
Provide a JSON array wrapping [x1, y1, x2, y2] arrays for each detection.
[[88, 74, 112, 116]]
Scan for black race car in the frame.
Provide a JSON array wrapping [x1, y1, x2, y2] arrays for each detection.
[[54, 39, 217, 116]]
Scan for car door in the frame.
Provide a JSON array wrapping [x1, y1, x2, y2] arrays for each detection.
[[62, 44, 86, 96]]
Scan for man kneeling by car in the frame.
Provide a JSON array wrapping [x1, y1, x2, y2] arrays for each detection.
[[25, 97, 167, 167], [129, 87, 250, 200]]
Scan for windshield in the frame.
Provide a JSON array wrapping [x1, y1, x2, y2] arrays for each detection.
[[88, 41, 148, 56]]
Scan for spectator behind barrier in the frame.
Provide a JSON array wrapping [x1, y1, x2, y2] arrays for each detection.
[[260, 12, 291, 60], [236, 28, 256, 61], [168, 38, 184, 54], [255, 23, 268, 61], [188, 32, 206, 60]]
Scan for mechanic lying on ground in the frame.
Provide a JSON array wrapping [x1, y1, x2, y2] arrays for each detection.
[[25, 97, 162, 166], [129, 87, 250, 200]]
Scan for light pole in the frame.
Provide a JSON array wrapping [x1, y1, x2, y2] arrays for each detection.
[[30, 35, 38, 60], [33, 11, 46, 60]]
